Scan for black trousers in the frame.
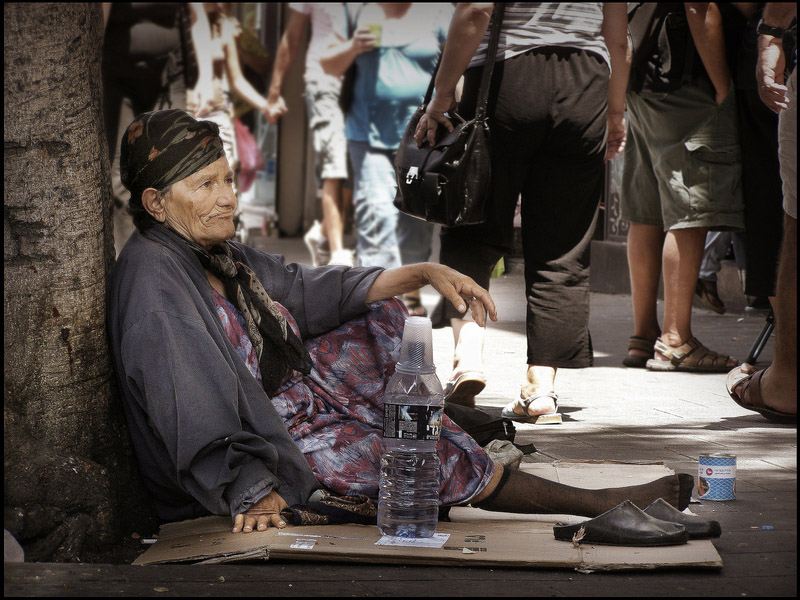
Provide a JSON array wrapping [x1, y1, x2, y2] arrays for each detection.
[[433, 47, 608, 368], [737, 88, 783, 298]]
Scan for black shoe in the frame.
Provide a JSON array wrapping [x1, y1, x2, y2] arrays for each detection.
[[642, 498, 722, 539], [553, 500, 689, 546]]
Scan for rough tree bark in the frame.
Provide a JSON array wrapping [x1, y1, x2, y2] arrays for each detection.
[[4, 2, 156, 562]]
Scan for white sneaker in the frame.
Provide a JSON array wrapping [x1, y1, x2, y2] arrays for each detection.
[[329, 249, 355, 267], [303, 221, 329, 266]]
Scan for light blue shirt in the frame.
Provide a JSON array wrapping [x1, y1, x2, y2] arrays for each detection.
[[344, 4, 452, 150]]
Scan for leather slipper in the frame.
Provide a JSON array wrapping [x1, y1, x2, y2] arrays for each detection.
[[553, 500, 689, 547], [643, 498, 721, 539], [726, 366, 797, 424], [444, 371, 486, 407], [501, 392, 559, 423]]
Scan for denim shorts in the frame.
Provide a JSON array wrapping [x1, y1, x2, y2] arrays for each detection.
[[621, 79, 745, 231]]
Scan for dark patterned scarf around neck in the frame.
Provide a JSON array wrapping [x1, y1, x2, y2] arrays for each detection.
[[183, 235, 312, 396]]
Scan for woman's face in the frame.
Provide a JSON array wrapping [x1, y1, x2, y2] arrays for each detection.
[[164, 156, 237, 249]]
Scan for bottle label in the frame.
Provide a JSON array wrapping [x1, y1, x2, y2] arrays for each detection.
[[383, 403, 443, 441]]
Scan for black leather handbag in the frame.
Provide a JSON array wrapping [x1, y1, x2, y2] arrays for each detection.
[[393, 4, 504, 228]]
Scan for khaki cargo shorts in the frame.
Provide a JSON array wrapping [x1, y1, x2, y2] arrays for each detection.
[[305, 82, 349, 181], [621, 79, 744, 231]]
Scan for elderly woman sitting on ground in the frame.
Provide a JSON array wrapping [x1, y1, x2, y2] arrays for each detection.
[[107, 109, 692, 534]]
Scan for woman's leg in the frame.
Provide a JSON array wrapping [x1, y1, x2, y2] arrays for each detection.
[[472, 464, 693, 517], [503, 49, 606, 416]]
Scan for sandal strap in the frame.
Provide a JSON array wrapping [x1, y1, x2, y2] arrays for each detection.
[[657, 336, 731, 368], [628, 336, 656, 353], [669, 337, 701, 364], [519, 391, 559, 412]]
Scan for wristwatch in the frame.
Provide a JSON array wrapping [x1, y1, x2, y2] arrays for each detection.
[[757, 19, 786, 38]]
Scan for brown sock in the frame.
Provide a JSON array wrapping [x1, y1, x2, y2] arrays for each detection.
[[473, 469, 693, 517]]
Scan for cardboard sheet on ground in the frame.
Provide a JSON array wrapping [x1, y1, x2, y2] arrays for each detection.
[[133, 461, 722, 571]]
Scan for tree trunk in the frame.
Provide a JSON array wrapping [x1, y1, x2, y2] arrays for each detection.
[[4, 2, 156, 562]]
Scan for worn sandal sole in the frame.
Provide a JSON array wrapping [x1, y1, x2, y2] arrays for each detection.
[[444, 372, 486, 406]]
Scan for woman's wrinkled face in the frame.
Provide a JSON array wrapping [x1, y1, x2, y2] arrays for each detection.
[[164, 157, 237, 249]]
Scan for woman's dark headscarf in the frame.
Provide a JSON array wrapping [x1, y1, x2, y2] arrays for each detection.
[[120, 109, 226, 230]]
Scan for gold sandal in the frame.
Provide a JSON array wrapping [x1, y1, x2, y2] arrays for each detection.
[[646, 337, 736, 373]]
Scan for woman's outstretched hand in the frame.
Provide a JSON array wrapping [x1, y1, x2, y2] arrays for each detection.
[[423, 264, 497, 327]]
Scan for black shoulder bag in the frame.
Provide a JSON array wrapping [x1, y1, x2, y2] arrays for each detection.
[[338, 3, 364, 113], [393, 4, 504, 228], [627, 2, 696, 94]]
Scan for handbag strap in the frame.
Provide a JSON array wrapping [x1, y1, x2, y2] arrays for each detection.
[[423, 3, 505, 119], [474, 3, 505, 119]]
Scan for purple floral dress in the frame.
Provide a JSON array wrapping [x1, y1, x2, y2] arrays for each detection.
[[212, 290, 495, 505]]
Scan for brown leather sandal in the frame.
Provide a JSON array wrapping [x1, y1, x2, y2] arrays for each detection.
[[622, 336, 656, 368], [646, 337, 736, 373], [726, 366, 797, 424]]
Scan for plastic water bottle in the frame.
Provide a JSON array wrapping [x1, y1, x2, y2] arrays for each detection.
[[378, 316, 444, 538]]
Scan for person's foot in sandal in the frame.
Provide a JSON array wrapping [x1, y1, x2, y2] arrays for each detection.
[[444, 371, 486, 407], [623, 335, 657, 368], [646, 336, 738, 372], [502, 366, 559, 420], [727, 364, 797, 423], [501, 390, 559, 422]]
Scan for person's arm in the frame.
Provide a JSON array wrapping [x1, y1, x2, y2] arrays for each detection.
[[603, 2, 631, 161], [414, 3, 494, 147], [222, 18, 271, 118], [265, 9, 309, 124], [685, 3, 732, 105], [365, 263, 498, 327], [756, 2, 796, 113], [318, 11, 378, 78], [188, 2, 215, 117]]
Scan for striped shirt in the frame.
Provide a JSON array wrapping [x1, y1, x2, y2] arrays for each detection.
[[469, 2, 610, 70]]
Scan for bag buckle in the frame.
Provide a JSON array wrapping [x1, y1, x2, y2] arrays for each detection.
[[405, 166, 419, 184]]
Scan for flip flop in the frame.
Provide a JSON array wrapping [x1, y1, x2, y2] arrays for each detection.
[[444, 371, 486, 407], [726, 366, 797, 424], [501, 391, 559, 423]]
